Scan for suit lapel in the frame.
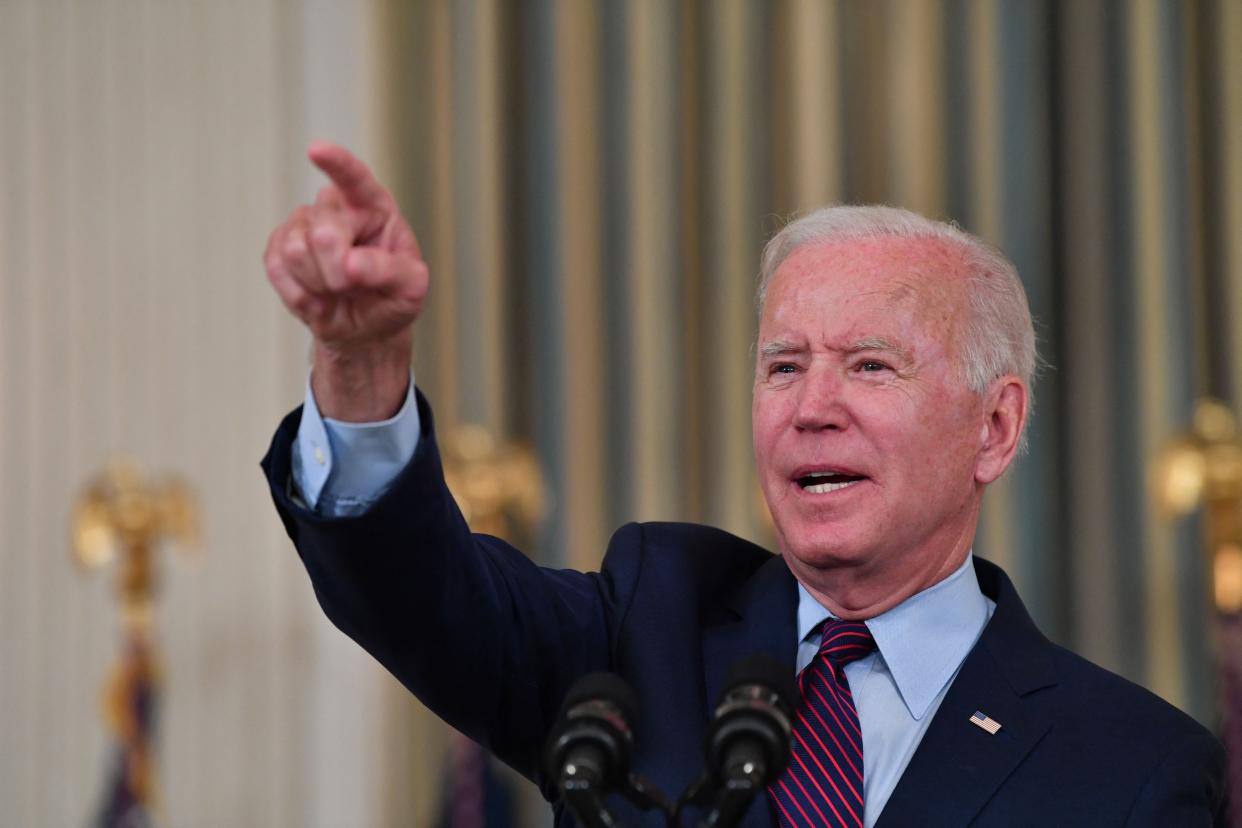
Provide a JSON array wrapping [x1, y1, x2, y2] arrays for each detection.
[[876, 559, 1058, 827], [874, 645, 1053, 826], [701, 553, 800, 714], [700, 553, 799, 828]]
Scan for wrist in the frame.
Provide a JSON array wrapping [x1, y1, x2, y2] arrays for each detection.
[[311, 333, 412, 422]]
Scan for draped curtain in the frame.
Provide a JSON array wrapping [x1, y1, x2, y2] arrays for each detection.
[[0, 2, 418, 825], [2, 1, 1237, 825], [382, 0, 1242, 738]]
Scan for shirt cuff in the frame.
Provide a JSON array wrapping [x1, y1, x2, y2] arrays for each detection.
[[292, 371, 422, 514]]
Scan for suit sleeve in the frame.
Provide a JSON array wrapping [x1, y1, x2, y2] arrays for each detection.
[[261, 392, 641, 788], [1124, 727, 1229, 827]]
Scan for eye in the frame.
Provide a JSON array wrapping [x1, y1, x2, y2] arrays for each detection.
[[764, 361, 802, 378], [857, 360, 889, 373]]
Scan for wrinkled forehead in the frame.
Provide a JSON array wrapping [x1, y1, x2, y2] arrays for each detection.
[[763, 235, 970, 319]]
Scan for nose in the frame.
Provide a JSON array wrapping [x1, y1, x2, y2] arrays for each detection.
[[792, 365, 849, 432]]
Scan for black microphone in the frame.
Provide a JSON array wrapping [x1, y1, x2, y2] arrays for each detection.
[[544, 672, 639, 828], [698, 655, 797, 828]]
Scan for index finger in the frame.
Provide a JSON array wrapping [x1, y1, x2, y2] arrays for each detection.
[[307, 141, 390, 209]]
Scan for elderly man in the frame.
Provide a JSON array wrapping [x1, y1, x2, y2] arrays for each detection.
[[262, 144, 1226, 826]]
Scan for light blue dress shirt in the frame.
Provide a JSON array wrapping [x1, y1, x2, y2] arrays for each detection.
[[292, 373, 421, 515], [795, 558, 995, 826], [293, 379, 996, 827]]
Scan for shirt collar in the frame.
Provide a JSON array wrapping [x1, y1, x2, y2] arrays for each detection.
[[795, 553, 993, 720]]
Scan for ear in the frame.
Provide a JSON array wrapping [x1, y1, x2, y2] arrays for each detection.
[[975, 377, 1028, 485]]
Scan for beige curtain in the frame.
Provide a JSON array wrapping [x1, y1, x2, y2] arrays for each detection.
[[0, 1, 428, 825]]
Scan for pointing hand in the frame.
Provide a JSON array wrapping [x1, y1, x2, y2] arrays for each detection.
[[264, 143, 427, 420]]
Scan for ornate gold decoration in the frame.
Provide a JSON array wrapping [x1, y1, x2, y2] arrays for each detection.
[[73, 459, 198, 821], [1155, 399, 1242, 612], [440, 424, 546, 541], [73, 459, 198, 620]]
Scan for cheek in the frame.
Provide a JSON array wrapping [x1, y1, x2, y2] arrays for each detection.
[[900, 402, 981, 485], [752, 388, 779, 429], [752, 392, 789, 466], [751, 420, 774, 473]]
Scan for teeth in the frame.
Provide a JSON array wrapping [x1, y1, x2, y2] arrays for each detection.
[[804, 479, 861, 494]]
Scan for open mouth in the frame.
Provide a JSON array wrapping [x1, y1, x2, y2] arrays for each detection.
[[796, 471, 867, 494]]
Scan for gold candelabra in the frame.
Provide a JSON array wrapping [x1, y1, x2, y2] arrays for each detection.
[[73, 459, 198, 621], [1155, 398, 1242, 612], [73, 459, 198, 821], [440, 424, 546, 542]]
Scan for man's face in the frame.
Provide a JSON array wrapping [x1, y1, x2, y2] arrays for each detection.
[[752, 237, 988, 591]]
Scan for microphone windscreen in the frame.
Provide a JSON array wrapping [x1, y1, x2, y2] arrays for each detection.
[[719, 655, 796, 711], [562, 671, 639, 725]]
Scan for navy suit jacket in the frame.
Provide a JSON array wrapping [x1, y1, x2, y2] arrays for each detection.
[[263, 395, 1227, 826]]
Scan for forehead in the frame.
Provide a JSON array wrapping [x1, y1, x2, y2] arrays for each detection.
[[761, 236, 968, 336]]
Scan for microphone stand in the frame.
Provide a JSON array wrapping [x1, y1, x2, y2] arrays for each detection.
[[670, 770, 760, 828], [695, 768, 764, 828], [559, 766, 678, 828], [561, 778, 621, 828]]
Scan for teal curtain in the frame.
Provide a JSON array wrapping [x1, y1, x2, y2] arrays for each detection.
[[383, 0, 1242, 735]]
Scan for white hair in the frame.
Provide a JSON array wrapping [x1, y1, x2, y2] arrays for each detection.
[[757, 205, 1037, 447]]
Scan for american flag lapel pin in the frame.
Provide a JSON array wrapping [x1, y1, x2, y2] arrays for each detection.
[[969, 710, 1002, 735]]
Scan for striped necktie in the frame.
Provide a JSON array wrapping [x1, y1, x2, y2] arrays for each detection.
[[769, 619, 876, 828]]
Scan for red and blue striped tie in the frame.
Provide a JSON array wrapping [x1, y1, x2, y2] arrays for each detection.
[[769, 619, 876, 828]]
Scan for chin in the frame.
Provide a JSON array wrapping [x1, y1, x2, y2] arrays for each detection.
[[776, 523, 878, 571]]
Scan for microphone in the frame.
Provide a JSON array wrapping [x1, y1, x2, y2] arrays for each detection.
[[697, 655, 797, 828], [544, 672, 639, 828]]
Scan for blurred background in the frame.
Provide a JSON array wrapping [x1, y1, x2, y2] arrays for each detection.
[[2, 0, 1240, 825]]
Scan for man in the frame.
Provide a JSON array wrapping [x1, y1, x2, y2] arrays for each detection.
[[262, 143, 1227, 826]]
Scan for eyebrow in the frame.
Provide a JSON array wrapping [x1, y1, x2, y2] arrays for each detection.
[[759, 340, 802, 358], [758, 337, 912, 359], [845, 337, 909, 357]]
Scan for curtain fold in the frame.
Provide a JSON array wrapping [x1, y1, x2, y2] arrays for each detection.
[[381, 0, 1240, 753]]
